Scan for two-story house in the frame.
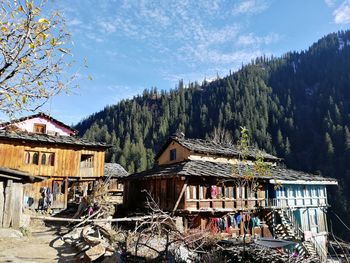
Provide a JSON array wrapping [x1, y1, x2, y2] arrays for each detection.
[[123, 134, 337, 261], [0, 113, 109, 212]]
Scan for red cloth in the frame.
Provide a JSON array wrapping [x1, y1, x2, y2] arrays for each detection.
[[211, 185, 218, 198], [226, 216, 230, 233], [210, 218, 218, 233]]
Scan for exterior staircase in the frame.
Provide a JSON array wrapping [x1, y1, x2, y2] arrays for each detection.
[[275, 209, 321, 261]]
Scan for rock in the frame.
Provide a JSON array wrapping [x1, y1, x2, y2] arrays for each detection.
[[0, 228, 23, 238], [84, 243, 106, 262]]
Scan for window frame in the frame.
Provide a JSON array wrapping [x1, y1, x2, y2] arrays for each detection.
[[169, 148, 177, 161], [33, 123, 46, 134]]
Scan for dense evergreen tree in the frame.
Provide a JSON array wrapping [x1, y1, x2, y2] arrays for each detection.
[[75, 30, 350, 240]]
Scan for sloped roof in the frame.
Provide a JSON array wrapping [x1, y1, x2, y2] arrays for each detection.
[[154, 135, 280, 162], [0, 167, 45, 182], [0, 112, 77, 134], [104, 163, 128, 178], [0, 130, 109, 149], [123, 160, 337, 185]]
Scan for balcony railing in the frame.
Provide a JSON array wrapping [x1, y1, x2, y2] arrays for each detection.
[[185, 196, 328, 211], [79, 167, 94, 177]]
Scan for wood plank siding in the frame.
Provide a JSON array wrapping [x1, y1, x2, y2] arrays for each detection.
[[0, 139, 105, 178], [157, 141, 191, 165]]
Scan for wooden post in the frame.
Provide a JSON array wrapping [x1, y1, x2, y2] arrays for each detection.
[[3, 180, 13, 228], [12, 183, 23, 228], [172, 180, 188, 213], [0, 182, 4, 227], [64, 177, 68, 209]]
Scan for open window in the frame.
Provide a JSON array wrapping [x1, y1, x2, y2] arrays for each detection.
[[24, 151, 30, 164], [33, 123, 46, 134], [80, 154, 94, 168], [32, 152, 39, 165]]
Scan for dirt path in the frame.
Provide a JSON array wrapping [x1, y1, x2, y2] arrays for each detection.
[[0, 225, 78, 263]]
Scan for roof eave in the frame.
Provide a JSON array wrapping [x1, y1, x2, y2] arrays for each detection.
[[269, 179, 338, 185]]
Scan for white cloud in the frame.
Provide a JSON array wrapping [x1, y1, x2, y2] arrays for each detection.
[[67, 18, 82, 26], [57, 0, 278, 85], [232, 0, 269, 15], [98, 20, 117, 34], [324, 0, 336, 7], [333, 0, 350, 24], [237, 33, 280, 46]]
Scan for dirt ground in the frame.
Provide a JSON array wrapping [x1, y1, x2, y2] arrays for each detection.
[[0, 223, 78, 263]]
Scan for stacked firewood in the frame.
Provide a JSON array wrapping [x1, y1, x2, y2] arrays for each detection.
[[62, 222, 124, 262]]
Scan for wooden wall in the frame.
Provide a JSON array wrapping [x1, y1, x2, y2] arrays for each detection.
[[124, 177, 185, 211], [0, 180, 23, 228], [23, 179, 67, 210], [0, 140, 105, 178], [157, 141, 191, 165]]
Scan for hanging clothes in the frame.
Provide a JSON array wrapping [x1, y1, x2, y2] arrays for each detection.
[[225, 216, 230, 233], [234, 212, 241, 227], [211, 185, 218, 199], [211, 218, 218, 233]]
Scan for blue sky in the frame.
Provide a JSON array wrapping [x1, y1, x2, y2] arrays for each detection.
[[6, 0, 350, 125]]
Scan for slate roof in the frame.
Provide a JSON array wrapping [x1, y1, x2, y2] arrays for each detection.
[[155, 135, 280, 162], [0, 112, 77, 134], [0, 130, 109, 148], [124, 160, 337, 184], [104, 163, 128, 178], [0, 167, 45, 182]]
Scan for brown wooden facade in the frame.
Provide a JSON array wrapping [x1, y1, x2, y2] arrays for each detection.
[[0, 140, 105, 179], [0, 130, 109, 210]]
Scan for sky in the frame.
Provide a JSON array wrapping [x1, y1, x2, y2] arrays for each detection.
[[4, 0, 350, 125]]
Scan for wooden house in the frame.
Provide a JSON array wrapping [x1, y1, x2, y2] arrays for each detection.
[[0, 113, 109, 212], [0, 112, 77, 136], [104, 163, 128, 204], [123, 135, 337, 261]]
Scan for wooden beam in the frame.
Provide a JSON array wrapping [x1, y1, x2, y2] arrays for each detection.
[[12, 183, 23, 228], [2, 180, 13, 227], [30, 215, 165, 222], [0, 182, 4, 227], [172, 180, 188, 213], [0, 173, 21, 181]]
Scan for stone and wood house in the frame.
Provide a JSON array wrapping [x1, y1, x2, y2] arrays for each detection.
[[0, 113, 109, 228], [123, 134, 337, 261]]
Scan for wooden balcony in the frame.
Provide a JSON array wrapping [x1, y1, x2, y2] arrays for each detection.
[[79, 167, 94, 177], [184, 196, 328, 212], [268, 197, 328, 208], [184, 198, 267, 212]]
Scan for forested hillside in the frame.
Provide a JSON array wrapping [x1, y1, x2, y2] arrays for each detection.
[[75, 30, 350, 235]]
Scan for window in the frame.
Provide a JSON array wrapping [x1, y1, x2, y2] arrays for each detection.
[[24, 151, 30, 164], [169, 149, 176, 161], [24, 151, 54, 165], [80, 154, 94, 168], [32, 152, 39, 165], [41, 153, 47, 165], [48, 153, 55, 166], [33, 123, 46, 134]]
